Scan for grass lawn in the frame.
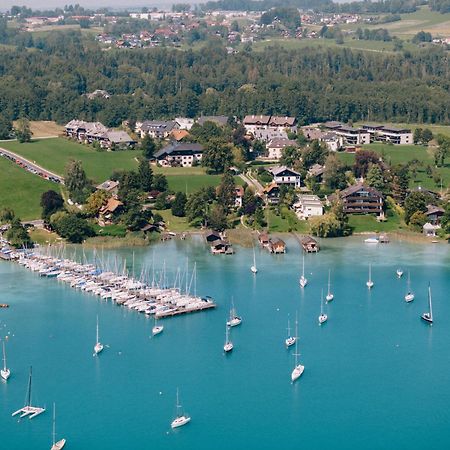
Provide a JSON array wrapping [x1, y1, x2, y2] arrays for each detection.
[[265, 206, 309, 233], [338, 144, 450, 190], [348, 209, 405, 234], [0, 156, 56, 220], [1, 138, 141, 183], [157, 209, 196, 232], [13, 121, 64, 138], [29, 228, 61, 245]]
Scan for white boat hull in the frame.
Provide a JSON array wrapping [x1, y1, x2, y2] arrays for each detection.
[[291, 364, 304, 382], [251, 266, 257, 274], [224, 342, 233, 352], [366, 281, 374, 289], [1, 368, 10, 381], [171, 415, 191, 429], [405, 293, 415, 303], [227, 317, 242, 327], [51, 438, 66, 450], [94, 343, 104, 355], [326, 294, 334, 302], [299, 277, 307, 288], [285, 337, 296, 347], [152, 326, 164, 336], [318, 314, 328, 324], [421, 313, 433, 324], [12, 405, 45, 419]]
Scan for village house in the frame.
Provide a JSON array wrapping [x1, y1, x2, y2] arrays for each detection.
[[85, 89, 110, 100], [266, 138, 297, 160], [268, 166, 301, 188], [301, 127, 342, 151], [98, 198, 124, 226], [96, 180, 119, 196], [175, 117, 195, 130], [235, 186, 244, 208], [293, 195, 324, 220], [361, 124, 413, 145], [64, 120, 134, 149], [323, 122, 370, 146], [170, 129, 190, 141], [424, 205, 445, 226], [154, 142, 203, 167], [136, 120, 177, 139], [264, 183, 281, 205], [307, 164, 326, 183], [243, 115, 297, 141], [330, 184, 384, 216]]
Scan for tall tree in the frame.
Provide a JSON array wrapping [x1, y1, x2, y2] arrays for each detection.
[[141, 134, 156, 160], [138, 157, 153, 192], [404, 192, 428, 224], [323, 153, 347, 190], [202, 138, 232, 174], [390, 165, 410, 205], [15, 118, 32, 143], [354, 150, 380, 178], [171, 192, 187, 217], [0, 113, 13, 140], [64, 159, 91, 203], [216, 170, 236, 213], [208, 203, 227, 231], [40, 190, 64, 222], [366, 163, 385, 192]]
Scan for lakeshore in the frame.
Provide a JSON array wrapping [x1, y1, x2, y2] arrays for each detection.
[[1, 237, 450, 449]]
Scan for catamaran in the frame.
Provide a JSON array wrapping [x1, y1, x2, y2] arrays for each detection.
[[421, 283, 433, 324], [226, 300, 242, 327], [285, 315, 296, 348], [299, 253, 307, 288], [326, 269, 334, 302], [50, 403, 66, 450], [366, 264, 374, 289], [224, 324, 233, 353], [291, 320, 304, 382], [152, 317, 164, 336], [318, 289, 328, 324], [1, 340, 10, 381], [404, 270, 414, 303], [250, 246, 258, 274], [93, 315, 104, 355], [12, 366, 45, 419], [171, 388, 191, 429]]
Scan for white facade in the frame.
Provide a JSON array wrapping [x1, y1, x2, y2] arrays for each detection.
[[293, 195, 323, 219]]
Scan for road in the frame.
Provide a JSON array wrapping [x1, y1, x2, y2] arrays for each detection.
[[239, 171, 264, 195], [0, 146, 64, 184]]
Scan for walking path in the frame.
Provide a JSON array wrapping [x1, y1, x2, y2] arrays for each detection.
[[239, 171, 264, 195]]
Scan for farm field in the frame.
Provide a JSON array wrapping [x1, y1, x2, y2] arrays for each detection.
[[0, 156, 56, 220], [12, 121, 64, 138]]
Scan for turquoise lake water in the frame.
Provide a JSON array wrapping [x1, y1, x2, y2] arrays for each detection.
[[1, 236, 449, 450]]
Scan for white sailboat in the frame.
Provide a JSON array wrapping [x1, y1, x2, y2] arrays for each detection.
[[404, 270, 414, 303], [1, 340, 10, 381], [152, 317, 164, 336], [93, 315, 104, 355], [171, 388, 191, 429], [250, 246, 258, 274], [421, 283, 433, 324], [224, 324, 233, 353], [299, 253, 307, 288], [318, 289, 328, 324], [291, 320, 304, 382], [326, 269, 334, 302], [50, 403, 66, 450], [396, 268, 403, 278], [226, 300, 242, 327], [12, 366, 45, 419], [285, 315, 296, 348], [366, 264, 374, 289]]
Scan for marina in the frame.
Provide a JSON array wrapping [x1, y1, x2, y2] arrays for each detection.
[[0, 236, 449, 449]]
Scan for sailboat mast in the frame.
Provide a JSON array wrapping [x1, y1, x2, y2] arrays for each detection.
[[96, 316, 99, 343], [320, 289, 324, 315], [2, 341, 6, 371], [428, 284, 433, 319], [52, 402, 56, 446], [302, 254, 305, 278], [27, 366, 32, 407], [328, 270, 331, 295]]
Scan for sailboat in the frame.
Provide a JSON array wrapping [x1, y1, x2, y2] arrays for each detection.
[[366, 264, 374, 289], [250, 246, 258, 274], [50, 403, 66, 450], [285, 315, 296, 348], [226, 300, 242, 327], [421, 283, 433, 324], [93, 315, 104, 355], [223, 324, 233, 353], [291, 320, 304, 382], [152, 317, 164, 336], [299, 253, 307, 288], [318, 289, 328, 324], [326, 269, 334, 302], [12, 366, 46, 419], [1, 340, 10, 381], [396, 268, 403, 278], [404, 270, 414, 303], [171, 388, 191, 429]]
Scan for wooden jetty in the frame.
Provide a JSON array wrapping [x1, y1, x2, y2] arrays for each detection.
[[156, 301, 216, 318]]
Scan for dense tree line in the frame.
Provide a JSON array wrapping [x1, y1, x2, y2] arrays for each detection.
[[355, 28, 392, 41], [0, 32, 449, 126], [429, 0, 450, 13]]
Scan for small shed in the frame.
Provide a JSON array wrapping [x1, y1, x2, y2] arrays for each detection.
[[258, 232, 270, 247], [269, 238, 286, 254]]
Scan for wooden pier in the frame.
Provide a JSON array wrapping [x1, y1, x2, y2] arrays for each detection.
[[156, 302, 216, 318]]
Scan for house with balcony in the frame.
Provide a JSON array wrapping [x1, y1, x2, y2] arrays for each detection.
[[268, 166, 301, 188], [293, 195, 323, 219], [137, 120, 177, 139], [330, 184, 383, 216], [154, 142, 203, 167], [361, 124, 413, 145], [266, 138, 297, 160]]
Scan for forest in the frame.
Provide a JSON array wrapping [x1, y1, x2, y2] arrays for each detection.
[[0, 30, 449, 127]]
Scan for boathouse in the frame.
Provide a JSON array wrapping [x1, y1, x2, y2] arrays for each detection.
[[269, 238, 286, 254], [301, 236, 319, 253]]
